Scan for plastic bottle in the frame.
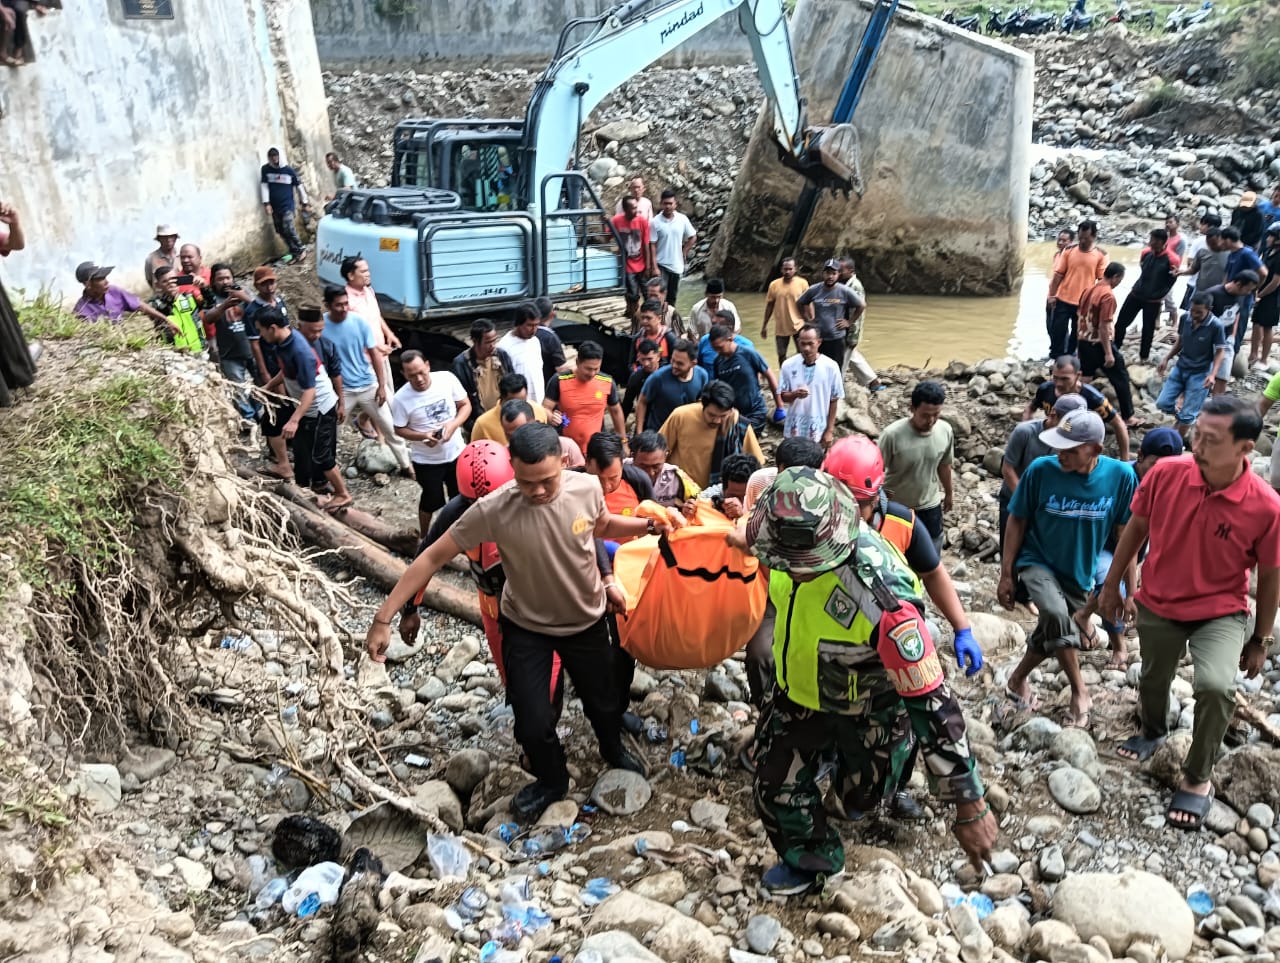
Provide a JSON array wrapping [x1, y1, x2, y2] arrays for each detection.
[[580, 877, 619, 906], [254, 877, 288, 910], [478, 941, 523, 963], [669, 749, 686, 768], [220, 635, 252, 651], [645, 722, 669, 743], [281, 862, 345, 915], [297, 892, 321, 919]]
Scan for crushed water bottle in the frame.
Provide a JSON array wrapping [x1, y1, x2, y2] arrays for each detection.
[[670, 749, 686, 769], [1187, 886, 1215, 916], [297, 892, 321, 919], [645, 721, 669, 743], [580, 877, 619, 906], [220, 635, 252, 651], [254, 877, 288, 910], [478, 940, 523, 963]]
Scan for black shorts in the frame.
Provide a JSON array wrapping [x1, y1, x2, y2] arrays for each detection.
[[624, 271, 647, 303], [293, 409, 338, 489], [413, 458, 460, 514], [1078, 340, 1107, 377], [259, 399, 296, 438]]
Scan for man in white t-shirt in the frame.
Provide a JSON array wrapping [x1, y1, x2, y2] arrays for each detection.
[[688, 278, 741, 336], [614, 176, 654, 220], [649, 189, 697, 307], [498, 302, 549, 404], [391, 350, 472, 536], [779, 326, 844, 447]]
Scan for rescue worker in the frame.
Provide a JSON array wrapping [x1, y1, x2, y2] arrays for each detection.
[[747, 468, 995, 894], [823, 435, 983, 821]]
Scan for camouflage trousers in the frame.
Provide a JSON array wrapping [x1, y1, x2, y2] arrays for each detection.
[[753, 687, 915, 874]]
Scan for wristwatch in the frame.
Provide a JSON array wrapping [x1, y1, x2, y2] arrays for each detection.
[[1249, 634, 1275, 648], [646, 517, 658, 536]]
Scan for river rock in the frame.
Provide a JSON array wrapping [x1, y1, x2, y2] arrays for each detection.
[[632, 870, 686, 905], [591, 769, 652, 815], [436, 636, 481, 683], [444, 748, 491, 798], [118, 747, 177, 784], [1028, 920, 1080, 959], [70, 764, 122, 814], [579, 930, 666, 963], [690, 798, 730, 831], [588, 891, 731, 960], [172, 856, 212, 893], [745, 914, 782, 955], [411, 780, 464, 832], [354, 439, 400, 475], [983, 904, 1031, 952], [834, 863, 928, 931], [595, 120, 651, 144], [816, 912, 860, 942], [1012, 717, 1063, 753], [948, 901, 995, 963], [1049, 728, 1097, 770], [1052, 870, 1193, 959], [968, 612, 1027, 653], [1038, 844, 1066, 882], [1047, 767, 1101, 814]]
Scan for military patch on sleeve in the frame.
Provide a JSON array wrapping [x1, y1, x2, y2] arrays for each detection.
[[887, 620, 926, 662], [824, 583, 857, 629], [877, 604, 944, 697]]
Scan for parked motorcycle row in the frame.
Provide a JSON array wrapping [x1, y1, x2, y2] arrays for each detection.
[[939, 0, 1213, 35]]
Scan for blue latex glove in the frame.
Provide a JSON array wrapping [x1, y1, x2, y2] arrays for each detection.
[[953, 627, 983, 676]]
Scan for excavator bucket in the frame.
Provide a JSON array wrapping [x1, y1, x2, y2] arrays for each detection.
[[781, 123, 864, 196]]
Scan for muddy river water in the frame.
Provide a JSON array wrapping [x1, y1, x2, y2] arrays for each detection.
[[680, 242, 1170, 369]]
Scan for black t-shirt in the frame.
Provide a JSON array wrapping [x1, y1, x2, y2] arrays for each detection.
[[623, 366, 652, 416], [1232, 207, 1266, 250], [1200, 284, 1242, 320], [210, 293, 254, 364], [1131, 248, 1179, 302], [1031, 381, 1117, 422], [535, 326, 566, 383]]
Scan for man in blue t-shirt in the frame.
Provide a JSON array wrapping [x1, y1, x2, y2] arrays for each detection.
[[322, 284, 412, 476], [260, 147, 311, 261], [636, 340, 708, 433], [708, 323, 781, 432], [1223, 225, 1270, 352], [998, 409, 1138, 729]]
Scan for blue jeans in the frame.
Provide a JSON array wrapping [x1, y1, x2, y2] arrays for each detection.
[[1155, 362, 1211, 425], [219, 357, 258, 420], [1091, 550, 1125, 635]]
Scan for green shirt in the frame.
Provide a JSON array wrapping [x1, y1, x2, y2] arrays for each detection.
[[1265, 372, 1280, 437], [878, 416, 954, 511]]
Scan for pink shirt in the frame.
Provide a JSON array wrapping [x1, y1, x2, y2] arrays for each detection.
[[1133, 455, 1280, 621], [346, 284, 386, 348]]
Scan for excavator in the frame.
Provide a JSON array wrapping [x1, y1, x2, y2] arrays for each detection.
[[315, 0, 868, 370]]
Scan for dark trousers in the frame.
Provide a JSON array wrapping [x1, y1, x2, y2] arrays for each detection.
[[292, 409, 338, 490], [916, 504, 944, 553], [607, 612, 635, 712], [997, 490, 1012, 557], [1114, 293, 1162, 361], [1078, 341, 1135, 419], [272, 207, 304, 257], [1048, 301, 1078, 358], [819, 338, 845, 368], [1236, 295, 1255, 352], [660, 267, 682, 308], [501, 615, 621, 789]]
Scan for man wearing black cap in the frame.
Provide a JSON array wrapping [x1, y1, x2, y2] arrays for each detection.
[[797, 258, 865, 368], [73, 261, 169, 327], [688, 278, 740, 337]]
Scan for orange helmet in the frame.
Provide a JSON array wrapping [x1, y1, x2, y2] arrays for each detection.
[[456, 440, 514, 500], [823, 435, 884, 499]]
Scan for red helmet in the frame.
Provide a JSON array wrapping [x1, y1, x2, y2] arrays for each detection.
[[823, 435, 884, 499], [456, 440, 514, 500]]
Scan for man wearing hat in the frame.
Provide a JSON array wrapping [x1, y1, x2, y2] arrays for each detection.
[[999, 392, 1089, 553], [1070, 427, 1185, 668], [747, 467, 995, 895], [797, 258, 864, 369], [144, 225, 179, 287], [73, 261, 169, 327], [1232, 190, 1265, 252], [999, 409, 1139, 728]]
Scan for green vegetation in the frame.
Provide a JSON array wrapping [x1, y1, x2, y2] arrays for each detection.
[[1145, 77, 1187, 112], [17, 291, 156, 351], [1229, 9, 1280, 93], [0, 365, 183, 590]]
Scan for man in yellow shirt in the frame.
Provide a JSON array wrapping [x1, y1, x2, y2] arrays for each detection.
[[470, 372, 547, 443], [762, 257, 808, 365], [659, 380, 765, 489]]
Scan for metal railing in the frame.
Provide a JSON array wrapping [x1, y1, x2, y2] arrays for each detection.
[[539, 171, 624, 296]]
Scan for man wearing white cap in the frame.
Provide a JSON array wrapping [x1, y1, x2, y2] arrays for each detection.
[[144, 225, 179, 287], [998, 409, 1138, 729]]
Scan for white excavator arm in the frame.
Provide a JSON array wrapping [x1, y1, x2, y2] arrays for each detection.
[[522, 0, 857, 217]]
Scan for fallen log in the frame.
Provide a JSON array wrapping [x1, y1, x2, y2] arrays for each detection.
[[236, 467, 481, 625], [1235, 690, 1280, 747]]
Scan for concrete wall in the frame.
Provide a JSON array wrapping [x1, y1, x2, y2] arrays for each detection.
[[708, 0, 1033, 295], [312, 0, 749, 65], [0, 0, 333, 299]]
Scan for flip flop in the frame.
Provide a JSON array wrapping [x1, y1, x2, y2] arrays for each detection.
[[1063, 710, 1092, 730], [1117, 733, 1166, 762], [1003, 684, 1039, 712], [256, 466, 294, 482], [1075, 619, 1101, 651], [321, 495, 354, 514], [1166, 786, 1213, 831]]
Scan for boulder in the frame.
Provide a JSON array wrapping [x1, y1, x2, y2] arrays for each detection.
[[411, 780, 464, 832], [631, 870, 687, 905], [595, 120, 651, 144], [591, 769, 652, 816], [832, 862, 929, 932], [444, 748, 491, 799], [1049, 729, 1098, 770], [1047, 767, 1101, 814], [983, 904, 1031, 952], [579, 930, 666, 963], [1052, 870, 1194, 959], [1028, 920, 1080, 960], [588, 891, 731, 961], [354, 439, 400, 475], [117, 747, 177, 785], [70, 764, 122, 814], [1215, 744, 1280, 811], [967, 613, 1026, 654]]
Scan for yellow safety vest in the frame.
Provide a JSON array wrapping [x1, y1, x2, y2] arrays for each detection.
[[169, 292, 203, 353]]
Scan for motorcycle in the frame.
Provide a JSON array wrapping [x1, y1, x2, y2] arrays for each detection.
[[1060, 0, 1094, 31], [990, 5, 1055, 35], [942, 7, 982, 31], [1165, 0, 1212, 31], [1108, 0, 1156, 29]]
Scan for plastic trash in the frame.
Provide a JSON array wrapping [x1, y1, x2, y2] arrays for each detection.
[[566, 823, 591, 844], [220, 635, 252, 651], [493, 822, 520, 844], [670, 749, 686, 769], [478, 940, 524, 963], [690, 719, 700, 735], [580, 877, 620, 906], [452, 885, 490, 920], [427, 833, 472, 879], [645, 722, 669, 743], [297, 892, 321, 918], [1187, 886, 1215, 916], [245, 854, 271, 896], [254, 877, 288, 910], [404, 753, 430, 768], [280, 705, 299, 728], [960, 892, 994, 920], [281, 861, 344, 916]]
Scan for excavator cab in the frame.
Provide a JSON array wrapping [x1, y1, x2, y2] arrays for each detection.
[[390, 118, 524, 207]]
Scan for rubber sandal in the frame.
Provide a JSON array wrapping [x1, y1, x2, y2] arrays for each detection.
[[256, 466, 294, 482], [321, 495, 354, 514], [1063, 710, 1091, 730], [1166, 786, 1213, 831], [1003, 684, 1038, 712], [890, 791, 927, 822], [1117, 733, 1166, 762]]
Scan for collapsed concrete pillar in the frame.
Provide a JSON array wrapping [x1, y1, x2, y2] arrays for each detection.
[[708, 0, 1033, 295]]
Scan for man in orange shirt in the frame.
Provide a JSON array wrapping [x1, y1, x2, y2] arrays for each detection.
[[544, 340, 627, 456], [1047, 219, 1107, 358], [1077, 262, 1137, 425]]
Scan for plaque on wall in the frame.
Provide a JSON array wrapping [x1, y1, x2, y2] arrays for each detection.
[[122, 0, 174, 19]]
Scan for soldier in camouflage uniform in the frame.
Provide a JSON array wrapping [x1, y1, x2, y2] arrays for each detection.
[[746, 467, 997, 895]]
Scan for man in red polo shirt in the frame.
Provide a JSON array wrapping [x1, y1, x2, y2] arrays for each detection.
[[544, 340, 627, 457], [1100, 395, 1280, 830]]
